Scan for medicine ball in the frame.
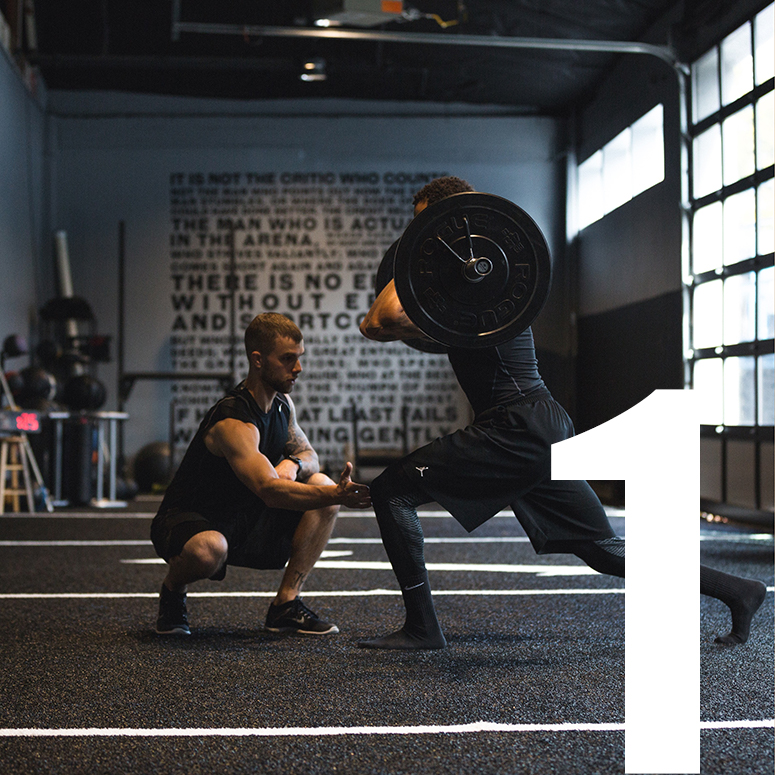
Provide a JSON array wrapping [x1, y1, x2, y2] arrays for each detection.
[[4, 371, 24, 399], [62, 374, 107, 411], [133, 441, 171, 493], [19, 367, 57, 402]]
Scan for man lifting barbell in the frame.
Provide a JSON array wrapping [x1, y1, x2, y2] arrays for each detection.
[[150, 313, 370, 636], [358, 175, 766, 650]]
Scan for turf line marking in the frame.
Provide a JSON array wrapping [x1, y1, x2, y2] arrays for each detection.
[[118, 558, 601, 576], [0, 720, 770, 738], [1, 534, 769, 547], [0, 589, 624, 600], [0, 588, 626, 600], [0, 509, 626, 520], [7, 587, 775, 600], [0, 538, 535, 545], [0, 540, 152, 547], [0, 514, 153, 519], [330, 537, 532, 543], [311, 561, 600, 575]]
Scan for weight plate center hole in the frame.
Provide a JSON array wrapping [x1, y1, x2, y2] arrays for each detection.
[[464, 257, 493, 282], [439, 235, 508, 303]]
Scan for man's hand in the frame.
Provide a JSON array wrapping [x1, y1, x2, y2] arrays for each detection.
[[336, 462, 371, 508], [275, 458, 300, 481], [359, 280, 428, 342]]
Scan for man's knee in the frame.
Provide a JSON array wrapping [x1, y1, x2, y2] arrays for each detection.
[[306, 472, 339, 520], [180, 530, 228, 573], [305, 472, 334, 487]]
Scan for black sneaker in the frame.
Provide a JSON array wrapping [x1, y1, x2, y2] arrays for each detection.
[[265, 597, 339, 635], [155, 584, 191, 635]]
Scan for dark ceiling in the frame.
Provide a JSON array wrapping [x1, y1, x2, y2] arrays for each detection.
[[21, 0, 687, 112]]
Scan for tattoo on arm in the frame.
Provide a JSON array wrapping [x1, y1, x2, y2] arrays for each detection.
[[283, 398, 319, 477], [285, 420, 312, 457]]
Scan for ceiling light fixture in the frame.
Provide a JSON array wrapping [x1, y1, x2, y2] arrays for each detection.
[[310, 0, 404, 29]]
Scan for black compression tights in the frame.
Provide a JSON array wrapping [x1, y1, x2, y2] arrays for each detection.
[[366, 465, 766, 646], [370, 465, 629, 585], [359, 465, 444, 649], [369, 464, 430, 588]]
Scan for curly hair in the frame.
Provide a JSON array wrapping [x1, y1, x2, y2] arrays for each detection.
[[244, 313, 302, 357], [412, 176, 474, 208]]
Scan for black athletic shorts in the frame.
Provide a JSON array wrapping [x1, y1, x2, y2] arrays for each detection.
[[399, 392, 615, 553], [150, 505, 304, 576]]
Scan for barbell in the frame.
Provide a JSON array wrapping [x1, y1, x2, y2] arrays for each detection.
[[375, 192, 552, 350]]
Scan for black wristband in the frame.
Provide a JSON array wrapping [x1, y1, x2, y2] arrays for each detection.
[[287, 456, 303, 473]]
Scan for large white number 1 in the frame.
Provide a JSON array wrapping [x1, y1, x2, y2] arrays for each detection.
[[552, 390, 700, 774]]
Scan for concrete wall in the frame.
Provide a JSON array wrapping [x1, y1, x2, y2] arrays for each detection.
[[0, 45, 47, 361]]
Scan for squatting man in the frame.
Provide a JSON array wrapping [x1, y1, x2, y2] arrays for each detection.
[[356, 175, 767, 650], [150, 312, 371, 636]]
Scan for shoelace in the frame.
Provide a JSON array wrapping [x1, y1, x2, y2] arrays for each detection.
[[174, 599, 189, 623], [289, 598, 316, 620], [162, 588, 188, 618]]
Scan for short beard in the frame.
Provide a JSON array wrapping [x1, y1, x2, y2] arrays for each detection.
[[263, 374, 293, 394]]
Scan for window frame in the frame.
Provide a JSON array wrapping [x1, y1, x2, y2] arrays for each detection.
[[686, 5, 775, 510]]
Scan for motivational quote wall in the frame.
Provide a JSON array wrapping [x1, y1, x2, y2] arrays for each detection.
[[166, 169, 473, 470]]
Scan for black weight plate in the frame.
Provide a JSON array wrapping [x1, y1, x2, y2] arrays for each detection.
[[375, 240, 448, 354], [393, 192, 552, 349]]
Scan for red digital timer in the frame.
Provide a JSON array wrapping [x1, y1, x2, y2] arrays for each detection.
[[15, 412, 40, 432]]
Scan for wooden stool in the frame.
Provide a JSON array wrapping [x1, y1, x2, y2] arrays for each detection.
[[0, 435, 35, 514]]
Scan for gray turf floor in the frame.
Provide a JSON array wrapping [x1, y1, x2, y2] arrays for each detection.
[[0, 501, 772, 774]]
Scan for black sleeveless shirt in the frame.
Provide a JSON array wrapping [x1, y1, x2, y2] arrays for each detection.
[[158, 382, 291, 520], [447, 327, 547, 417]]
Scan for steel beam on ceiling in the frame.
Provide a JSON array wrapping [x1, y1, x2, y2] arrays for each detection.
[[170, 21, 685, 73]]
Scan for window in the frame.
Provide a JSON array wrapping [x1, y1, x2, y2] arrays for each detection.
[[577, 104, 665, 230], [687, 3, 775, 511]]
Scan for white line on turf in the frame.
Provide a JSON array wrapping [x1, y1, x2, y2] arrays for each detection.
[[331, 537, 533, 543], [118, 558, 602, 575], [0, 509, 625, 519], [0, 720, 770, 738], [5, 587, 774, 600], [0, 514, 154, 519], [3, 534, 767, 548], [0, 538, 533, 547], [0, 540, 152, 546], [0, 588, 627, 600]]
